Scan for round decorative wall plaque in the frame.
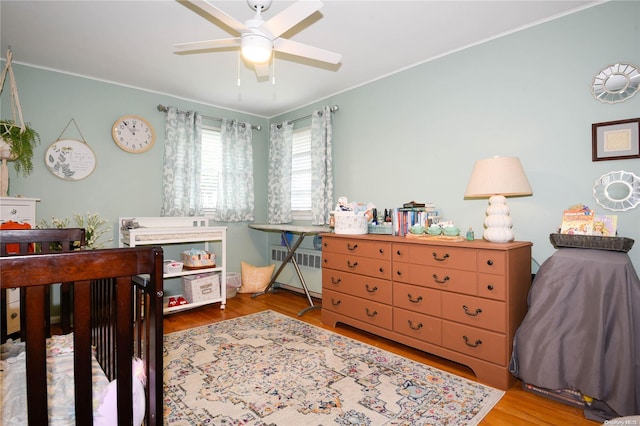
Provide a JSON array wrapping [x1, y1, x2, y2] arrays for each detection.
[[45, 138, 97, 180]]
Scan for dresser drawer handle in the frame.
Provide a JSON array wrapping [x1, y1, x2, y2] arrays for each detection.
[[10, 312, 18, 320], [432, 252, 450, 262], [463, 305, 482, 316], [365, 308, 378, 317], [487, 284, 494, 291], [432, 274, 450, 284], [407, 294, 423, 303], [347, 261, 358, 268], [331, 277, 342, 285], [331, 298, 341, 306], [10, 208, 17, 215], [378, 267, 385, 273], [486, 260, 494, 266], [408, 320, 423, 330], [347, 243, 358, 251], [379, 248, 385, 254], [396, 249, 402, 256], [365, 284, 378, 293], [396, 270, 403, 276], [463, 336, 482, 348]]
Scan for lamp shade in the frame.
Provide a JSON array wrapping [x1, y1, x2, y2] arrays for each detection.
[[464, 156, 532, 197]]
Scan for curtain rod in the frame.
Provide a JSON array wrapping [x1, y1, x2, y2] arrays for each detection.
[[286, 105, 339, 126], [157, 104, 262, 131]]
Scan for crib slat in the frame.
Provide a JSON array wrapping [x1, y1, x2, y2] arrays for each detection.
[[74, 280, 94, 425], [116, 276, 135, 424], [24, 286, 48, 425]]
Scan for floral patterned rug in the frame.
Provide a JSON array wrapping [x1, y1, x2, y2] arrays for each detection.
[[163, 310, 504, 425]]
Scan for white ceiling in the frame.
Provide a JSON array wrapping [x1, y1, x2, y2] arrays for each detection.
[[1, 0, 600, 118]]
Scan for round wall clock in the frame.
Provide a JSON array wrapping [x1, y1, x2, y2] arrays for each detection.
[[112, 115, 156, 153], [45, 139, 97, 180]]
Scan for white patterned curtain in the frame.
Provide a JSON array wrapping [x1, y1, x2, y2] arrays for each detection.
[[161, 107, 203, 216], [310, 106, 334, 225], [267, 121, 294, 224], [213, 119, 255, 222]]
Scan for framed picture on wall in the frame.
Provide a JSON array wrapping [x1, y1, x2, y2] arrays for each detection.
[[592, 117, 640, 161]]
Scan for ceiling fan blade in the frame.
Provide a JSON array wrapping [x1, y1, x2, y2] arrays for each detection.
[[183, 0, 247, 33], [262, 0, 323, 38], [174, 38, 241, 54], [273, 38, 341, 64], [254, 62, 270, 78]]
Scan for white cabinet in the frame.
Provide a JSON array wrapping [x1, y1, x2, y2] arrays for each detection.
[[1, 196, 40, 337], [0, 196, 39, 225], [118, 216, 227, 314]]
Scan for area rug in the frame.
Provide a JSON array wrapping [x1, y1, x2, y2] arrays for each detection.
[[163, 310, 504, 425]]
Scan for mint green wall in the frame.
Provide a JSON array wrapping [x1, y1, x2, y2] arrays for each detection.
[[273, 1, 640, 272], [1, 64, 271, 274], [3, 1, 640, 277]]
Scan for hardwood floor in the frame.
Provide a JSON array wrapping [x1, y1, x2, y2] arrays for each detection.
[[164, 290, 600, 426]]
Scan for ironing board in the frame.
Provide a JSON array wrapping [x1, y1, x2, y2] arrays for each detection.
[[248, 223, 330, 316]]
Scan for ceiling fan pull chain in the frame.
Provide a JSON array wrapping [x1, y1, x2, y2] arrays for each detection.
[[237, 53, 241, 87], [272, 53, 276, 85]]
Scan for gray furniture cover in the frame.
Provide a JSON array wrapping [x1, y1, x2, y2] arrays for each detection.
[[510, 248, 640, 419]]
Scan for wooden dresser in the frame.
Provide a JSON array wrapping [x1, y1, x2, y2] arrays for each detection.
[[321, 233, 532, 390]]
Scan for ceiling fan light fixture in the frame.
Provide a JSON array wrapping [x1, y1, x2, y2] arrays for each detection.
[[241, 34, 272, 63]]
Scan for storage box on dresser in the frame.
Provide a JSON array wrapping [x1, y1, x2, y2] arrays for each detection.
[[321, 233, 532, 390]]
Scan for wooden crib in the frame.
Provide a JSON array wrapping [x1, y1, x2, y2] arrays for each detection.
[[0, 245, 164, 425]]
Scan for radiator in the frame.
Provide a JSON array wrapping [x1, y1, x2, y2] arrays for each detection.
[[270, 245, 322, 298]]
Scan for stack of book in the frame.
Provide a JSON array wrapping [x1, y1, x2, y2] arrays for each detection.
[[560, 208, 617, 236], [393, 202, 440, 236]]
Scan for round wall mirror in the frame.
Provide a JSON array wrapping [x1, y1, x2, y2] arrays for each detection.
[[591, 63, 640, 104], [593, 170, 640, 211]]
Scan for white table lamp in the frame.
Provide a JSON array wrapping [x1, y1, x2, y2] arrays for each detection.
[[464, 156, 532, 242]]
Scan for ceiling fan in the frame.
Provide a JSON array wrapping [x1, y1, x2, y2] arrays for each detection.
[[174, 0, 342, 77]]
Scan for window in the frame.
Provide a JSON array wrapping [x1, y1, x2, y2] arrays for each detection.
[[202, 124, 311, 216], [291, 126, 312, 217], [201, 125, 222, 212]]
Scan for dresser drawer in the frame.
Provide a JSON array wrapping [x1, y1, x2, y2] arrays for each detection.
[[393, 308, 442, 345], [394, 263, 477, 295], [323, 289, 392, 330], [0, 201, 36, 224], [442, 321, 507, 365], [322, 270, 392, 304], [478, 273, 506, 301], [323, 238, 391, 260], [407, 245, 477, 271], [392, 283, 441, 316], [6, 301, 20, 335], [442, 292, 506, 333], [477, 250, 506, 275], [323, 252, 391, 280]]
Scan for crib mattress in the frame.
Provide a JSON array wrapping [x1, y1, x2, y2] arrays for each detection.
[[1, 334, 109, 425]]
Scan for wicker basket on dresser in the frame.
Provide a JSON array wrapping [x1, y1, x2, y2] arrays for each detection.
[[321, 233, 532, 390]]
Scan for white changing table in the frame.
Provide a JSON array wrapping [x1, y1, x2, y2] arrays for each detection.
[[119, 216, 227, 314]]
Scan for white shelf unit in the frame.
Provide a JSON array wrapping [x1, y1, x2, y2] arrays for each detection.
[[118, 216, 227, 314]]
